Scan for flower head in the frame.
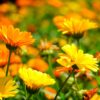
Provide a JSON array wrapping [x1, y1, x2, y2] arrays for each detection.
[[0, 76, 18, 99], [19, 67, 55, 89], [0, 25, 34, 48], [57, 44, 99, 72], [54, 17, 98, 38]]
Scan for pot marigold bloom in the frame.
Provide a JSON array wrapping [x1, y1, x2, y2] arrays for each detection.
[[27, 58, 48, 72], [44, 87, 57, 100], [19, 67, 55, 89], [57, 44, 99, 72], [54, 17, 98, 38], [0, 76, 18, 99], [0, 25, 34, 48]]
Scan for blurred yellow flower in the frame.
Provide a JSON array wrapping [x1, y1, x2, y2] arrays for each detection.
[[90, 93, 100, 100], [0, 25, 34, 48], [57, 44, 98, 72], [54, 17, 98, 38], [19, 67, 55, 89], [0, 77, 18, 99]]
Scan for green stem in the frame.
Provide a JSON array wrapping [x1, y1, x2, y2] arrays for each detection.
[[76, 38, 80, 47], [47, 54, 54, 77], [6, 50, 12, 76], [54, 70, 73, 100]]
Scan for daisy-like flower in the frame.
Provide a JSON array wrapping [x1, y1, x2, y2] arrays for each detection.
[[57, 44, 99, 72], [0, 76, 18, 100], [0, 25, 34, 48], [18, 67, 55, 89], [54, 17, 98, 38]]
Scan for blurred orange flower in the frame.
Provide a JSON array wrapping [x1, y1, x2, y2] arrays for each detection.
[[16, 0, 33, 7], [0, 3, 9, 13], [0, 15, 14, 26], [44, 87, 57, 100], [53, 66, 72, 77], [92, 0, 100, 12], [81, 8, 97, 20], [0, 25, 34, 48], [47, 0, 63, 8], [9, 64, 23, 77], [27, 57, 48, 72], [0, 44, 21, 67], [0, 68, 5, 78]]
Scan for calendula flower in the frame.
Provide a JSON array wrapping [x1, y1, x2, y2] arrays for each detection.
[[44, 87, 57, 100], [19, 67, 55, 89], [0, 76, 18, 100], [27, 57, 48, 72], [0, 25, 34, 48], [57, 44, 99, 72], [54, 17, 98, 38]]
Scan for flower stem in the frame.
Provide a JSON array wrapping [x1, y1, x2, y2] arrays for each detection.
[[6, 50, 12, 76], [54, 70, 73, 100], [47, 54, 54, 77]]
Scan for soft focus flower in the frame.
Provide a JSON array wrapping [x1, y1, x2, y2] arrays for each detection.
[[92, 0, 100, 12], [0, 76, 18, 99], [20, 46, 39, 57], [19, 67, 55, 89], [27, 58, 48, 72], [53, 66, 72, 77], [0, 15, 14, 26], [0, 44, 21, 67], [90, 93, 100, 100], [81, 8, 96, 19], [44, 87, 57, 100], [47, 0, 63, 8], [83, 88, 98, 100], [9, 64, 23, 77], [0, 68, 5, 78], [54, 17, 98, 38], [0, 25, 34, 48], [57, 44, 99, 72]]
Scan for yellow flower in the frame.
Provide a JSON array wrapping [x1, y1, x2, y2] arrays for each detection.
[[90, 93, 100, 100], [54, 17, 98, 37], [19, 67, 55, 89], [0, 25, 34, 48], [0, 76, 18, 100], [57, 44, 98, 72]]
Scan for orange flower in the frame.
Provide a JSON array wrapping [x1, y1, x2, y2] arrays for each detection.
[[44, 87, 57, 100], [9, 64, 23, 77], [0, 15, 14, 26], [47, 0, 63, 8], [0, 3, 9, 13], [20, 46, 39, 57], [92, 0, 100, 11], [53, 66, 72, 77], [0, 44, 21, 67], [84, 88, 98, 100], [81, 8, 96, 20], [16, 0, 33, 6], [53, 16, 65, 29], [0, 68, 5, 78], [0, 25, 34, 48], [27, 57, 48, 72]]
